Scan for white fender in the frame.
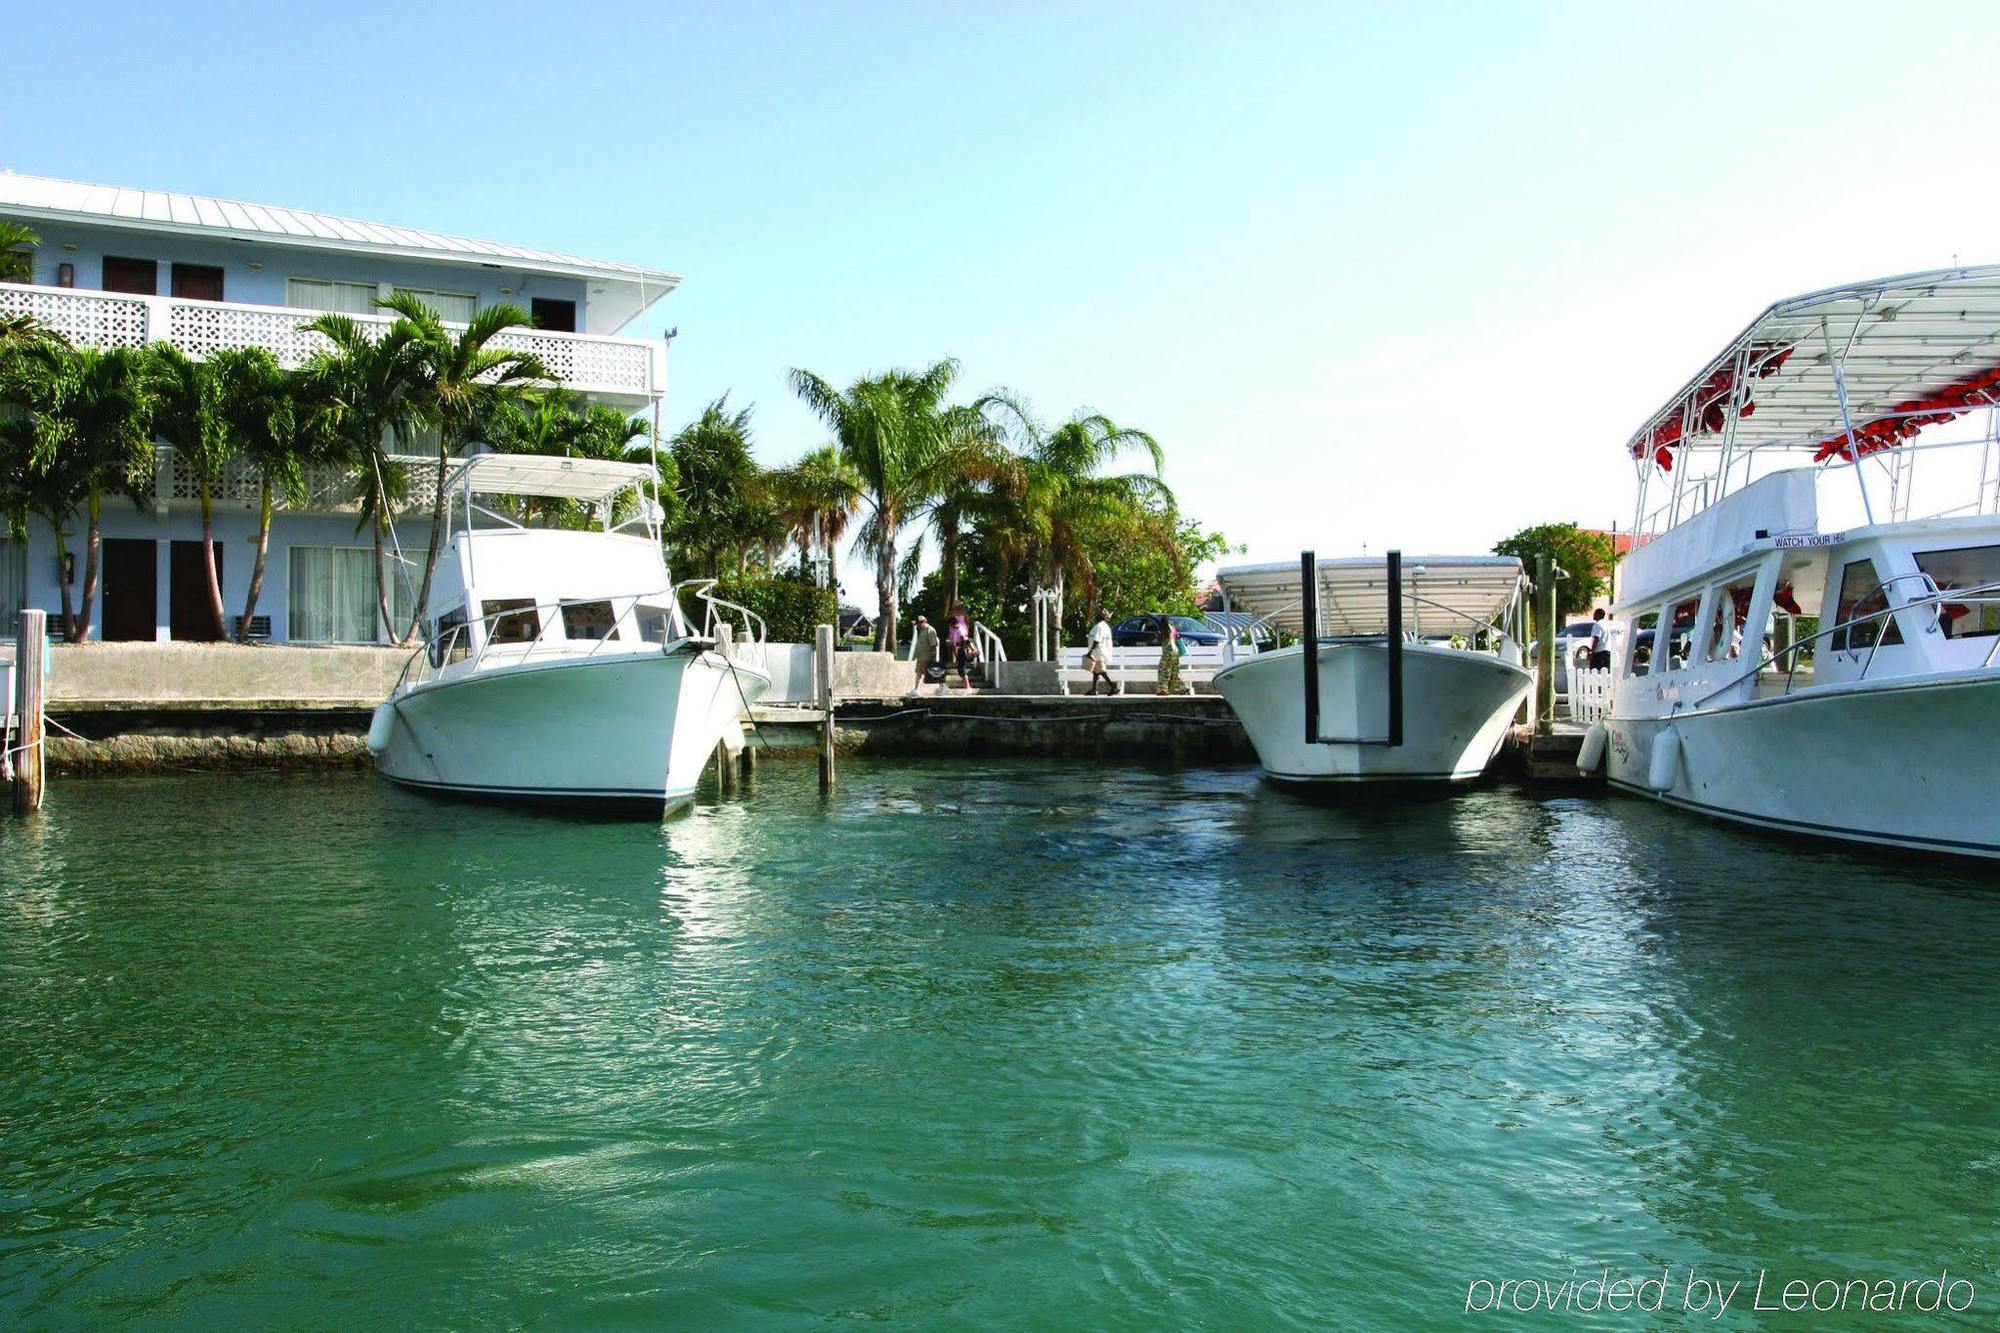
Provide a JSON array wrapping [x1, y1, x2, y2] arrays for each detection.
[[1646, 728, 1681, 792], [365, 701, 396, 754], [1576, 722, 1607, 775]]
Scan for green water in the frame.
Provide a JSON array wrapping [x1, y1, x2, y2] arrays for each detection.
[[3, 762, 1999, 1327]]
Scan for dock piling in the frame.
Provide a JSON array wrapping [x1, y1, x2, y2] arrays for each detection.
[[1534, 555, 1556, 735], [13, 609, 45, 814], [816, 623, 836, 794]]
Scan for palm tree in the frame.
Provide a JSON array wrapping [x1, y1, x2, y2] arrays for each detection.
[[485, 388, 652, 527], [666, 396, 760, 579], [0, 343, 160, 641], [788, 359, 960, 651], [149, 343, 234, 639], [922, 402, 1017, 613], [380, 294, 546, 641], [297, 312, 430, 640], [985, 407, 1170, 657], [0, 221, 36, 284], [213, 347, 321, 641], [765, 445, 861, 586]]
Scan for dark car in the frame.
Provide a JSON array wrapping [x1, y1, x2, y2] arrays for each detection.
[[1111, 614, 1225, 647]]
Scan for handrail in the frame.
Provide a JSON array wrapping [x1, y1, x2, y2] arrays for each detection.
[[972, 621, 1007, 663], [1685, 574, 2000, 708]]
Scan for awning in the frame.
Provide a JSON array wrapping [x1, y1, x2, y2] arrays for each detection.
[[1625, 264, 2000, 469], [444, 452, 656, 503], [1215, 555, 1524, 637]]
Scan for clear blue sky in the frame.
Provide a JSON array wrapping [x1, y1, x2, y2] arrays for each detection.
[[7, 0, 2000, 609]]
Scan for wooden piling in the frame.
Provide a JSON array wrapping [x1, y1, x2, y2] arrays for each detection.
[[816, 622, 836, 794], [1534, 554, 1556, 735], [13, 609, 46, 813]]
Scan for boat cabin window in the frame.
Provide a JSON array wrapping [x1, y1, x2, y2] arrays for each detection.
[[1830, 560, 1903, 652], [635, 603, 676, 644], [1704, 577, 1756, 662], [1664, 596, 1700, 670], [430, 605, 470, 667], [483, 598, 542, 644], [1628, 609, 1659, 677], [560, 599, 620, 642], [1913, 545, 2000, 639]]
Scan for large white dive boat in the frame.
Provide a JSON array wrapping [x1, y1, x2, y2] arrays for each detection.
[[1214, 553, 1532, 787], [368, 454, 770, 815], [1593, 265, 2000, 858]]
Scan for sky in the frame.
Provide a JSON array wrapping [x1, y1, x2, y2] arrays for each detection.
[[7, 0, 2000, 612]]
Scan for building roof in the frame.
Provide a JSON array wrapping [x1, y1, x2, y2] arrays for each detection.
[[1216, 555, 1524, 637], [0, 170, 680, 330]]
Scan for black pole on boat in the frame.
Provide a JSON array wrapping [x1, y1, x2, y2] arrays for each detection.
[[1300, 550, 1320, 745], [1385, 549, 1404, 749]]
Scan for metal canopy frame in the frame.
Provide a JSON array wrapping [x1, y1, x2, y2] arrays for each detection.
[[1215, 554, 1526, 639]]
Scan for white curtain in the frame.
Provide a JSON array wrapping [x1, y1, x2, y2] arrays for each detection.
[[285, 278, 379, 315], [391, 287, 477, 323], [288, 546, 413, 642]]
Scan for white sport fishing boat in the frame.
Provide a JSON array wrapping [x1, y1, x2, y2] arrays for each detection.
[[367, 454, 771, 815], [1213, 553, 1533, 787], [1590, 264, 2000, 858]]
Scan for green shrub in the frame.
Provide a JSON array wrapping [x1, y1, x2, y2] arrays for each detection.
[[708, 577, 838, 644]]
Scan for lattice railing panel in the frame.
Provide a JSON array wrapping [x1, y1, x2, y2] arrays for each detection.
[[0, 285, 149, 348]]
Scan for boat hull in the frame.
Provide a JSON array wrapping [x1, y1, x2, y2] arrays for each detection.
[[1605, 672, 2000, 858], [1214, 643, 1531, 784], [372, 647, 768, 816]]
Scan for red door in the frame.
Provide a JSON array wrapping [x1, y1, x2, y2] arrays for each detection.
[[170, 263, 225, 301], [101, 256, 157, 295], [100, 539, 157, 641]]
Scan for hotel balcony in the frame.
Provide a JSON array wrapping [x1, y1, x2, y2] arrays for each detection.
[[0, 280, 667, 407]]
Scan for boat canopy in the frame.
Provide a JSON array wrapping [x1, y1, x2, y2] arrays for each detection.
[[1215, 555, 1524, 637], [443, 452, 657, 503], [1626, 264, 2000, 470]]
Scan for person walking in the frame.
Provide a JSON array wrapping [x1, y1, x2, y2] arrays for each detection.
[[1156, 618, 1187, 695], [944, 603, 974, 691], [1084, 609, 1118, 695], [909, 614, 940, 695]]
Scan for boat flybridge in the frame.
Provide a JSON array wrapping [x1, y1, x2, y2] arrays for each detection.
[[367, 453, 771, 814], [1589, 263, 2000, 858], [1212, 552, 1532, 787]]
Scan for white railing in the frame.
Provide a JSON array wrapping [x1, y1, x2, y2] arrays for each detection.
[[0, 281, 663, 400], [152, 445, 442, 515], [1568, 667, 1614, 722], [1054, 644, 1224, 695], [971, 621, 1007, 684], [683, 581, 770, 676]]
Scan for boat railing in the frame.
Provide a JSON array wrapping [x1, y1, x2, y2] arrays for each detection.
[[393, 587, 692, 694], [680, 580, 770, 674], [1687, 573, 2000, 709]]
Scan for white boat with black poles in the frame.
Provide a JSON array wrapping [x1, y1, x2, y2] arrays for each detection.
[[1587, 263, 2000, 858], [1213, 551, 1533, 788], [367, 453, 772, 815]]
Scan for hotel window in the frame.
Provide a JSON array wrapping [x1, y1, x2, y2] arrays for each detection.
[[1830, 559, 1903, 652], [392, 286, 477, 323], [1913, 545, 2000, 639], [286, 277, 380, 315], [287, 545, 413, 642]]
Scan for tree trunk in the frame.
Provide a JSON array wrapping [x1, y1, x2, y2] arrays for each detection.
[[239, 479, 273, 643], [200, 485, 226, 640], [875, 539, 898, 654], [373, 515, 395, 643], [406, 442, 449, 644], [942, 527, 961, 613], [50, 524, 77, 643], [78, 492, 102, 644]]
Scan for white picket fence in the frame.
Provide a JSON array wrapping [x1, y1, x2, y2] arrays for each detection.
[[1568, 667, 1615, 722], [1054, 643, 1232, 695]]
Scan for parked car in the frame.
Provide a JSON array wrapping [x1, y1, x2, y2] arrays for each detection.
[[1111, 614, 1225, 648]]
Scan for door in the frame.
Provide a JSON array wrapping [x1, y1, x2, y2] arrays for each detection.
[[101, 256, 158, 295], [170, 540, 225, 641], [170, 263, 225, 301], [531, 297, 576, 333], [100, 539, 157, 641]]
